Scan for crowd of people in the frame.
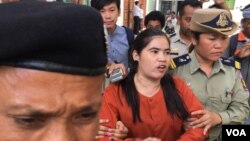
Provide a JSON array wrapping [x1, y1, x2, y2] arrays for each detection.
[[0, 0, 250, 141]]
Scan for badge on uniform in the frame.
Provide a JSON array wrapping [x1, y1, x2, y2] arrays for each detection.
[[170, 47, 179, 56], [226, 88, 233, 97], [216, 12, 229, 28], [235, 61, 241, 69], [169, 54, 191, 69], [238, 71, 249, 92]]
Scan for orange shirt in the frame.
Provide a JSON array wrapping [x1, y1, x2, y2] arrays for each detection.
[[98, 76, 206, 141]]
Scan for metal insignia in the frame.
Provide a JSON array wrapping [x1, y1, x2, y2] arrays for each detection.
[[216, 12, 228, 27]]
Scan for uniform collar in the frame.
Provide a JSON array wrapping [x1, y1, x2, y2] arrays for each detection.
[[109, 25, 123, 35], [189, 51, 226, 74], [171, 32, 192, 47], [189, 51, 200, 74], [171, 32, 185, 44]]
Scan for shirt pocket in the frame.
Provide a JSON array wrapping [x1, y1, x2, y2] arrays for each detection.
[[208, 94, 232, 112]]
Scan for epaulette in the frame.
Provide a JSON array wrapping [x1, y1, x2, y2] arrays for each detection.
[[169, 32, 176, 38], [170, 54, 191, 69], [220, 57, 241, 69], [166, 33, 170, 38]]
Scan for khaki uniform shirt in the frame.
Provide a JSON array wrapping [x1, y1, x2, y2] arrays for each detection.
[[172, 51, 250, 141], [170, 33, 191, 58]]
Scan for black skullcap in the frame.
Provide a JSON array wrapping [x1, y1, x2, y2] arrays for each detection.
[[0, 0, 107, 76]]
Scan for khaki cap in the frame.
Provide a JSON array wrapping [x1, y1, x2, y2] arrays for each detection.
[[190, 9, 238, 36]]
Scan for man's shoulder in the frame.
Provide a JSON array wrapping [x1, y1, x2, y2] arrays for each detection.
[[169, 33, 181, 43], [116, 26, 133, 37], [122, 26, 133, 33], [121, 26, 134, 47]]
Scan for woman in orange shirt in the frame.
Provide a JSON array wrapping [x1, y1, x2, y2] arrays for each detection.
[[97, 29, 206, 141]]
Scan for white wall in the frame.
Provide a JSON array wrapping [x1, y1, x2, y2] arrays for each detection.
[[117, 0, 124, 26], [231, 1, 249, 25]]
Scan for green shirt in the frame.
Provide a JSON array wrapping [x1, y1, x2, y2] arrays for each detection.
[[172, 51, 249, 141]]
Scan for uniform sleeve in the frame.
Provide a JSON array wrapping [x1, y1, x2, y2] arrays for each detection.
[[174, 77, 207, 141], [218, 70, 250, 124]]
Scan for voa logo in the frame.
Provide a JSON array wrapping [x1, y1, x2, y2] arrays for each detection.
[[226, 129, 246, 136]]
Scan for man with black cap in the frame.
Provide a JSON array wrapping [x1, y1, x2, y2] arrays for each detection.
[[0, 1, 107, 141]]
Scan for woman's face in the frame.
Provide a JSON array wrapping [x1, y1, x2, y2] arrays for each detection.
[[192, 32, 229, 63], [133, 36, 171, 80]]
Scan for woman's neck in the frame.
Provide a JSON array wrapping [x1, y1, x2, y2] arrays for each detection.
[[134, 73, 161, 97], [194, 50, 214, 77]]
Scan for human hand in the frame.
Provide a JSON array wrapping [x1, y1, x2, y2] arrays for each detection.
[[96, 119, 128, 140], [213, 0, 226, 5], [107, 63, 127, 77], [190, 110, 222, 135], [237, 41, 250, 58], [183, 117, 198, 131], [142, 137, 161, 141]]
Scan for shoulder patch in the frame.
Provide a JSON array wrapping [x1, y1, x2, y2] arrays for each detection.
[[170, 47, 179, 56], [238, 71, 249, 92], [220, 57, 241, 69], [170, 54, 191, 69]]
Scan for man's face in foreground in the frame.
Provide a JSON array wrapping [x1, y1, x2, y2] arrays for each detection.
[[0, 67, 103, 141]]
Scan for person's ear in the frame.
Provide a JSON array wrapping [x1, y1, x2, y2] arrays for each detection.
[[177, 16, 181, 24], [191, 36, 197, 46], [132, 50, 139, 62], [241, 19, 246, 28]]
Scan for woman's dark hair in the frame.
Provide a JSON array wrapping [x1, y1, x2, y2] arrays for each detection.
[[189, 31, 201, 53], [144, 11, 165, 29], [91, 0, 120, 11], [121, 29, 189, 123]]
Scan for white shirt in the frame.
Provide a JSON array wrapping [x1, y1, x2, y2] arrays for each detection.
[[134, 5, 142, 17]]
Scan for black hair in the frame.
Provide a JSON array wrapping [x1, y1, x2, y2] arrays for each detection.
[[178, 1, 201, 17], [189, 31, 202, 53], [171, 11, 176, 15], [121, 29, 189, 123], [91, 0, 120, 11], [135, 1, 139, 5], [144, 11, 165, 29]]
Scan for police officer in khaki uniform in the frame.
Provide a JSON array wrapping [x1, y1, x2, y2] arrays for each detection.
[[171, 9, 250, 141], [170, 1, 202, 58]]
